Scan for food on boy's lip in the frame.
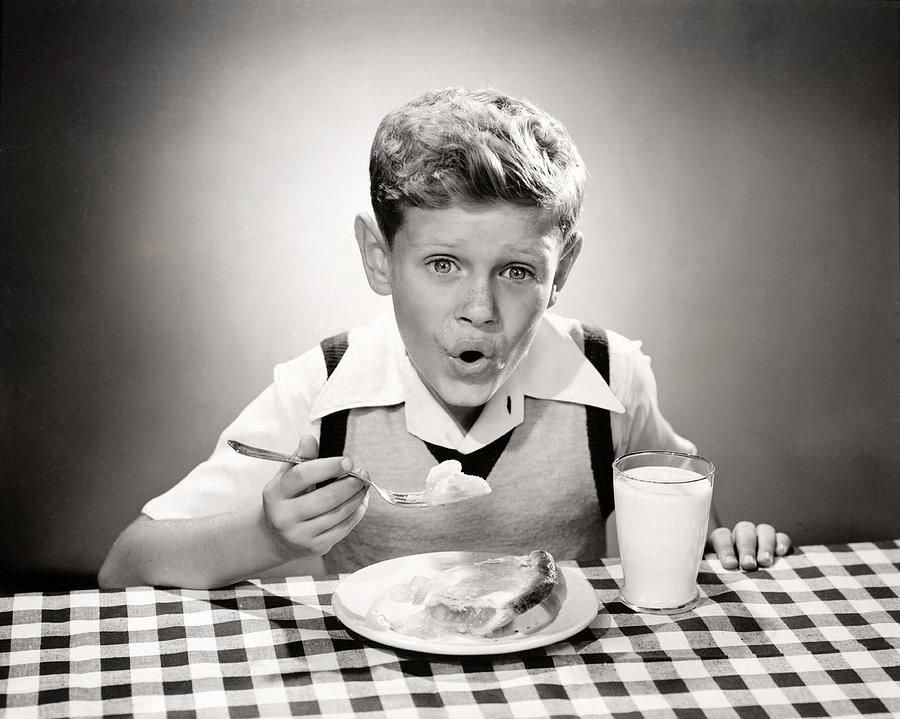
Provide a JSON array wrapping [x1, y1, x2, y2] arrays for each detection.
[[367, 550, 558, 638], [422, 459, 491, 506]]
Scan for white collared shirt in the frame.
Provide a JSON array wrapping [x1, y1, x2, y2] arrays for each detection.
[[308, 310, 625, 453], [143, 310, 695, 520]]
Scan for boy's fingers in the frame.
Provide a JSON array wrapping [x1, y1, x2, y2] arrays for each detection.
[[708, 527, 738, 570], [756, 523, 776, 566], [282, 471, 366, 522], [318, 486, 369, 532], [732, 521, 758, 570], [308, 490, 370, 549], [775, 532, 792, 556], [292, 484, 369, 537], [274, 457, 353, 499]]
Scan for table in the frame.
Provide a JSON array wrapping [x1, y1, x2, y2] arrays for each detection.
[[2, 541, 898, 718]]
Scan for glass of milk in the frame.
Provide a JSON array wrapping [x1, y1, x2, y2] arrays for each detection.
[[612, 451, 715, 613]]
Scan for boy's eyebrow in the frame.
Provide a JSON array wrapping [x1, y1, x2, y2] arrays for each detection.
[[417, 238, 555, 262], [496, 236, 560, 259], [499, 247, 553, 263]]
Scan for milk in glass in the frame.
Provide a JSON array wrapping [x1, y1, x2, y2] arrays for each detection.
[[614, 465, 712, 610]]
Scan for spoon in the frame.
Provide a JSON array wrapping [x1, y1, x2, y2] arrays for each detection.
[[227, 440, 428, 508]]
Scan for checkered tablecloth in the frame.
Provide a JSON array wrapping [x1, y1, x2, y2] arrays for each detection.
[[2, 541, 898, 719]]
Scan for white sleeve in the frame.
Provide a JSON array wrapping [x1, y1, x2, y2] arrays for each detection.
[[142, 348, 326, 520], [607, 332, 697, 458]]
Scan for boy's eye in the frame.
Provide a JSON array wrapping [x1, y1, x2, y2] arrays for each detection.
[[429, 259, 455, 274], [501, 266, 533, 281]]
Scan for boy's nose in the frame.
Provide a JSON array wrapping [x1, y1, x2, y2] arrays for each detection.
[[458, 280, 497, 326]]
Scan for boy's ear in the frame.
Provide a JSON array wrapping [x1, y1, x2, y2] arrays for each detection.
[[354, 212, 393, 296], [548, 231, 583, 308]]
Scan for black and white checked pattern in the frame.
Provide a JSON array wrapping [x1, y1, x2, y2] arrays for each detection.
[[2, 541, 898, 718]]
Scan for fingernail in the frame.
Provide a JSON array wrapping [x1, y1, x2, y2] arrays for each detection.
[[341, 457, 353, 471], [723, 555, 738, 569], [776, 543, 786, 555], [742, 554, 756, 569], [759, 551, 771, 565]]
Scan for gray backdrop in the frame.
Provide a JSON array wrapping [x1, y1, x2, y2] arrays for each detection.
[[2, 0, 898, 590]]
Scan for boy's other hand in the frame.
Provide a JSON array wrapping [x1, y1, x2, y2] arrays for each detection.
[[708, 522, 792, 571], [260, 435, 368, 562]]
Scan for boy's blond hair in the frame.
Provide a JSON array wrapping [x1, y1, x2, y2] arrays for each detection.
[[369, 87, 586, 246]]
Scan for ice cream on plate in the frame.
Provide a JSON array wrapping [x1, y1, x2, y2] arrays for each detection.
[[423, 459, 492, 506]]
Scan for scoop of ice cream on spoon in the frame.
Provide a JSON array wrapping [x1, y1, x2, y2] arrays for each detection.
[[422, 459, 492, 505], [226, 440, 490, 508]]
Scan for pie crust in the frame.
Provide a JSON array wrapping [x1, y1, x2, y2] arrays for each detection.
[[411, 550, 558, 636]]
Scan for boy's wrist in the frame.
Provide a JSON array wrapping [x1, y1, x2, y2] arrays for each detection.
[[255, 503, 297, 564]]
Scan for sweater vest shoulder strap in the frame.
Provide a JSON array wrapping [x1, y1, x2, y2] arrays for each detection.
[[317, 332, 350, 460], [581, 324, 615, 519]]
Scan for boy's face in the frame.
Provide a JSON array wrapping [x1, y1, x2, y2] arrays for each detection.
[[356, 203, 581, 428]]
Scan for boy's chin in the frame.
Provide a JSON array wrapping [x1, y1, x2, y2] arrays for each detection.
[[434, 382, 498, 412]]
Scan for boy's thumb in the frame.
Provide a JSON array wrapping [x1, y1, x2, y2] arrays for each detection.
[[291, 434, 320, 462]]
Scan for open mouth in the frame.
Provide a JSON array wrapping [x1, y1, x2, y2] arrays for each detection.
[[447, 339, 500, 375], [459, 351, 485, 364]]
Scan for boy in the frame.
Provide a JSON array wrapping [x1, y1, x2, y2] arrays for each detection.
[[99, 88, 790, 589]]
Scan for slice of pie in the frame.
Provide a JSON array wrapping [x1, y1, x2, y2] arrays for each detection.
[[422, 459, 492, 506], [409, 550, 558, 636]]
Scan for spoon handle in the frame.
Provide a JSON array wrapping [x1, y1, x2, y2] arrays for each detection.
[[227, 440, 299, 464], [227, 439, 368, 483]]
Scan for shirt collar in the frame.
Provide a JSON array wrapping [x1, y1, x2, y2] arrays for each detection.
[[310, 310, 624, 453], [520, 313, 625, 412], [309, 310, 408, 419]]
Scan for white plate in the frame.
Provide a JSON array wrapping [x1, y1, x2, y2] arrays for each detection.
[[331, 551, 601, 655]]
